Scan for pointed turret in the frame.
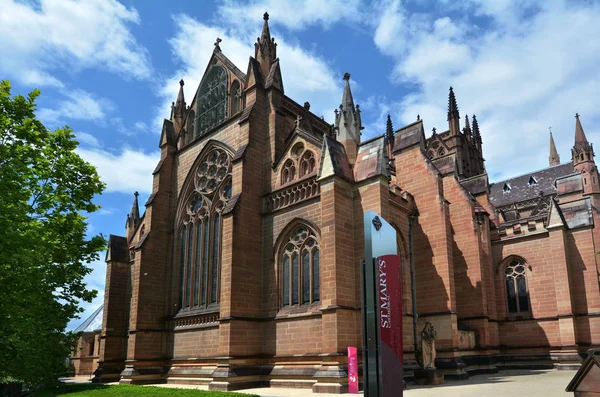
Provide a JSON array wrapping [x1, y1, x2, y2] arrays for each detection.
[[386, 114, 394, 145], [463, 115, 472, 141], [385, 114, 395, 161], [171, 79, 186, 133], [549, 131, 560, 166], [574, 113, 590, 150], [335, 73, 362, 166], [472, 114, 481, 145], [572, 114, 600, 194], [448, 87, 460, 135], [126, 191, 140, 241], [254, 12, 277, 79]]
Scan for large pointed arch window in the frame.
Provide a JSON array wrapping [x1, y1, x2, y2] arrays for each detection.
[[504, 259, 530, 314], [196, 66, 228, 137], [281, 225, 320, 307], [178, 147, 232, 311]]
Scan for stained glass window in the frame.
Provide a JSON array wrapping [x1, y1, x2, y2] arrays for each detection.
[[505, 259, 529, 314], [281, 226, 320, 307], [196, 66, 228, 137], [177, 147, 232, 311]]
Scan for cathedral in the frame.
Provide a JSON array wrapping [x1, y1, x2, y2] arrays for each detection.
[[83, 14, 600, 392]]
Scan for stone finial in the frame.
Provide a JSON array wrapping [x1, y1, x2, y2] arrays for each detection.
[[263, 11, 269, 20], [179, 79, 184, 87], [304, 101, 310, 111], [417, 114, 420, 121], [214, 37, 222, 51], [343, 72, 351, 81]]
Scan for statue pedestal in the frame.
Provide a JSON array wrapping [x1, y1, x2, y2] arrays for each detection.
[[414, 369, 444, 385]]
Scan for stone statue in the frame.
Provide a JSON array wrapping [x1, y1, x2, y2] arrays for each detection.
[[420, 322, 437, 369]]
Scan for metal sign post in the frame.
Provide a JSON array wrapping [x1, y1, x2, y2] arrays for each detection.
[[362, 211, 404, 397]]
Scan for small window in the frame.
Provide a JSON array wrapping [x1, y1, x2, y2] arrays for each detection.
[[281, 159, 296, 185], [528, 176, 537, 186], [300, 151, 316, 177], [503, 183, 511, 193], [505, 259, 529, 314], [585, 178, 587, 185]]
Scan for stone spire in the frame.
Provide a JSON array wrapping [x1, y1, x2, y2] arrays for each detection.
[[448, 87, 460, 135], [386, 114, 394, 145], [572, 113, 595, 170], [463, 115, 472, 141], [126, 191, 140, 240], [472, 114, 482, 152], [574, 113, 590, 150], [254, 12, 277, 79], [171, 79, 186, 132], [335, 72, 362, 166], [549, 130, 560, 166], [572, 114, 600, 194]]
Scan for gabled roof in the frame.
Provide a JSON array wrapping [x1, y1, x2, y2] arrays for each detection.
[[317, 135, 353, 183], [489, 162, 575, 207], [105, 234, 128, 263], [565, 349, 600, 392], [354, 135, 389, 182], [159, 119, 175, 148], [73, 304, 103, 334], [392, 119, 425, 153]]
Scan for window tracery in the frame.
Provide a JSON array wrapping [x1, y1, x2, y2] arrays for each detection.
[[281, 159, 296, 185], [504, 259, 529, 314], [300, 151, 316, 176], [178, 147, 232, 311], [196, 66, 228, 137], [281, 225, 320, 307]]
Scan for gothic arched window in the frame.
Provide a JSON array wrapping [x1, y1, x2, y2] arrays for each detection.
[[281, 159, 296, 185], [281, 225, 320, 307], [196, 66, 228, 137], [504, 259, 529, 314], [231, 80, 241, 115], [300, 151, 316, 176], [178, 147, 232, 310]]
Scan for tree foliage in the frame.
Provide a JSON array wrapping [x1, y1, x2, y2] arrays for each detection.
[[0, 80, 106, 386]]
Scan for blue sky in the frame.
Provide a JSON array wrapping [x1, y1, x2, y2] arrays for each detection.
[[2, 0, 599, 330]]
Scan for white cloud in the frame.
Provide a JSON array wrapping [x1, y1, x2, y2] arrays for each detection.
[[0, 0, 152, 87], [38, 89, 112, 125], [76, 132, 101, 148], [155, 10, 346, 131], [217, 0, 364, 32], [77, 147, 160, 194], [372, 0, 600, 181]]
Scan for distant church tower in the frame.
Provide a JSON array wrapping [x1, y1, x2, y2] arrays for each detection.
[[572, 114, 600, 194], [549, 130, 560, 166]]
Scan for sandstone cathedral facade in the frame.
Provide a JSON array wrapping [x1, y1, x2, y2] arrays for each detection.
[[85, 15, 600, 392]]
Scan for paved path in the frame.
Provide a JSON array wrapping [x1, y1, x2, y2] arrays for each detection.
[[63, 369, 578, 396]]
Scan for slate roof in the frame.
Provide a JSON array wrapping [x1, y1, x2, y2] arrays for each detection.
[[489, 162, 575, 207], [105, 235, 128, 263], [74, 304, 103, 334], [354, 135, 389, 182], [392, 120, 424, 153], [318, 135, 353, 183]]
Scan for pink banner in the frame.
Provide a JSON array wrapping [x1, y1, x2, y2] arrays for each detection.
[[377, 254, 404, 395], [347, 346, 359, 393]]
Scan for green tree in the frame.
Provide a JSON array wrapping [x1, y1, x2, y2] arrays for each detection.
[[0, 80, 106, 387]]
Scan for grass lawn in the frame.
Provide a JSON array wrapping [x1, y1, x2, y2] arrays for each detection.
[[34, 383, 261, 397]]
